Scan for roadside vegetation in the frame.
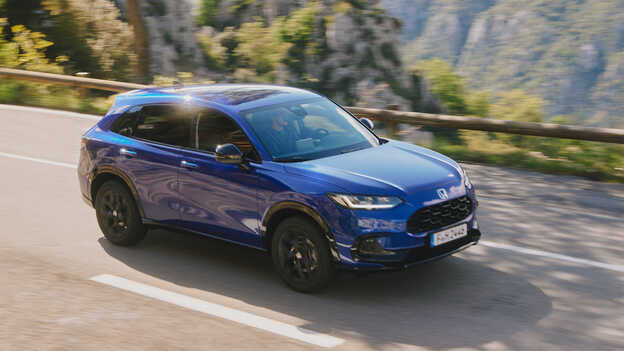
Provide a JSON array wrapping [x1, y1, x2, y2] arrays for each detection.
[[410, 60, 624, 183], [0, 18, 112, 114]]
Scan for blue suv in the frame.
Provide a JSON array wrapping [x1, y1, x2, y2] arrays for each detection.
[[78, 84, 481, 292]]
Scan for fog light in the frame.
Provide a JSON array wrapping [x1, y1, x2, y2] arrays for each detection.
[[356, 237, 395, 256]]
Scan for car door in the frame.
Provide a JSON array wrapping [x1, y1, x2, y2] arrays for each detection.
[[176, 107, 263, 248], [110, 104, 191, 225]]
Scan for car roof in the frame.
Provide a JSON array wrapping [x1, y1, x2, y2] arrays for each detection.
[[117, 84, 322, 112]]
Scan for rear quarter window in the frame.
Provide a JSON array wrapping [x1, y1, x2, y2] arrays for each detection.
[[133, 105, 192, 148], [110, 106, 141, 136]]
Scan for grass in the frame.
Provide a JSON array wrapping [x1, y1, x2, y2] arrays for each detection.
[[0, 80, 113, 116], [429, 130, 624, 183]]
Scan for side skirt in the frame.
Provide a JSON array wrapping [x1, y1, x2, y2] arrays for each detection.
[[142, 219, 268, 252]]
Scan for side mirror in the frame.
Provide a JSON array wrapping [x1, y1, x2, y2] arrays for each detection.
[[360, 117, 374, 131], [215, 144, 243, 164]]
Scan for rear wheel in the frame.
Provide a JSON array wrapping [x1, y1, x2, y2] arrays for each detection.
[[271, 216, 335, 293], [95, 180, 146, 246]]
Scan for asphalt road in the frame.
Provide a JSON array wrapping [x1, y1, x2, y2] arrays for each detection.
[[1, 105, 623, 351]]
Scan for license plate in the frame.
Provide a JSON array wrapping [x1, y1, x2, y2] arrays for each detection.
[[431, 224, 468, 247]]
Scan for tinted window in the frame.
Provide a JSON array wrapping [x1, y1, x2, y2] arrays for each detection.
[[241, 97, 378, 161], [194, 109, 255, 158], [110, 106, 141, 136], [134, 105, 192, 147]]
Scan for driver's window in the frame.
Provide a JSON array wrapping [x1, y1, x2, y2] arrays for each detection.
[[194, 108, 256, 159]]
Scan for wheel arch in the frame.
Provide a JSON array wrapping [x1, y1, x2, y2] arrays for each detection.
[[261, 201, 340, 263], [90, 166, 145, 218]]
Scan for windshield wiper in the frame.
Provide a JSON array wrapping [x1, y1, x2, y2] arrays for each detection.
[[273, 156, 312, 163], [340, 146, 368, 154]]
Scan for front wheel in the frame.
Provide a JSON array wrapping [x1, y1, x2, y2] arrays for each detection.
[[271, 217, 335, 293], [95, 180, 146, 246]]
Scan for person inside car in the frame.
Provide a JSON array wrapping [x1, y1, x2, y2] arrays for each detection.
[[262, 108, 297, 156]]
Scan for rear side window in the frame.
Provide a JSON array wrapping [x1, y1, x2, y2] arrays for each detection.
[[110, 106, 141, 136], [134, 105, 192, 147], [194, 108, 256, 159]]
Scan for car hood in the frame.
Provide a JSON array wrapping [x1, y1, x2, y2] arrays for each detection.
[[283, 140, 462, 196]]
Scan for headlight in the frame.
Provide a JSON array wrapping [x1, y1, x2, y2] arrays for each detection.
[[328, 193, 402, 210], [461, 167, 473, 190]]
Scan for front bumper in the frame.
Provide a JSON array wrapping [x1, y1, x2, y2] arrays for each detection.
[[325, 191, 481, 271], [340, 227, 481, 271]]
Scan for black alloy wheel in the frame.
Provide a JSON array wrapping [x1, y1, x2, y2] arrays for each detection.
[[272, 217, 334, 292], [95, 180, 146, 246]]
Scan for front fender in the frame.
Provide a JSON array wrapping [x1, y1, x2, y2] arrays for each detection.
[[260, 199, 341, 263]]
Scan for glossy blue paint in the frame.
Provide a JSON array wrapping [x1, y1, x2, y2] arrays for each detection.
[[176, 147, 263, 247], [78, 84, 480, 270]]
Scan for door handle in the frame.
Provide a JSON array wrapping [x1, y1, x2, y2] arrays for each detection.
[[180, 160, 198, 169], [120, 148, 136, 157]]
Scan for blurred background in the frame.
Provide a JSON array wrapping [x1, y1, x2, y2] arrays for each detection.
[[0, 0, 622, 181]]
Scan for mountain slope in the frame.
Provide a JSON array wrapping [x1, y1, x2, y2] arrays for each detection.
[[382, 0, 624, 127]]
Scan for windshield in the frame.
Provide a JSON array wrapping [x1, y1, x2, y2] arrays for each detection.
[[241, 97, 379, 162]]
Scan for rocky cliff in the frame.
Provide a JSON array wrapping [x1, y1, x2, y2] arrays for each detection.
[[382, 0, 624, 127], [118, 0, 439, 111]]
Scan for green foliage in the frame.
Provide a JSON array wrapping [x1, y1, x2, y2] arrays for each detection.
[[332, 1, 352, 14], [490, 90, 544, 122], [198, 2, 323, 82], [0, 20, 111, 114], [0, 20, 62, 72], [1, 0, 135, 81], [380, 42, 400, 66], [465, 90, 490, 117], [411, 59, 623, 182], [432, 131, 624, 183], [144, 0, 167, 17], [234, 19, 283, 78], [42, 0, 136, 80], [414, 59, 470, 115], [198, 0, 220, 27], [231, 0, 255, 13], [276, 3, 320, 77]]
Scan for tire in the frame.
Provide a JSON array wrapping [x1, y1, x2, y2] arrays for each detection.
[[271, 216, 335, 293], [95, 180, 146, 246]]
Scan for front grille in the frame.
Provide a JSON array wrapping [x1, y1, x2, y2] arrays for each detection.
[[407, 196, 473, 234]]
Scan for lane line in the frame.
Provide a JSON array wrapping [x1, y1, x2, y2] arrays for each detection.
[[0, 151, 76, 169], [0, 104, 101, 120], [89, 274, 345, 348], [3, 149, 623, 274], [481, 241, 624, 273]]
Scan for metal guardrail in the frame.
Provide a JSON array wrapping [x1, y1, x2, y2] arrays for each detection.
[[1, 67, 623, 144], [0, 67, 147, 92]]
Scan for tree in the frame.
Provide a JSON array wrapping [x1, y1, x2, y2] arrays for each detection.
[[413, 59, 469, 115], [235, 20, 283, 78], [489, 90, 544, 123], [126, 0, 149, 83], [198, 0, 220, 27]]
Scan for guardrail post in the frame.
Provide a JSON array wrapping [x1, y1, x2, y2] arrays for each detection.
[[384, 104, 400, 138], [75, 72, 89, 97]]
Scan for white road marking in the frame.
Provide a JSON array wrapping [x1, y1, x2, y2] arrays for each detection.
[[481, 241, 624, 273], [0, 151, 76, 169], [2, 149, 623, 274], [89, 274, 345, 348], [0, 104, 101, 120]]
